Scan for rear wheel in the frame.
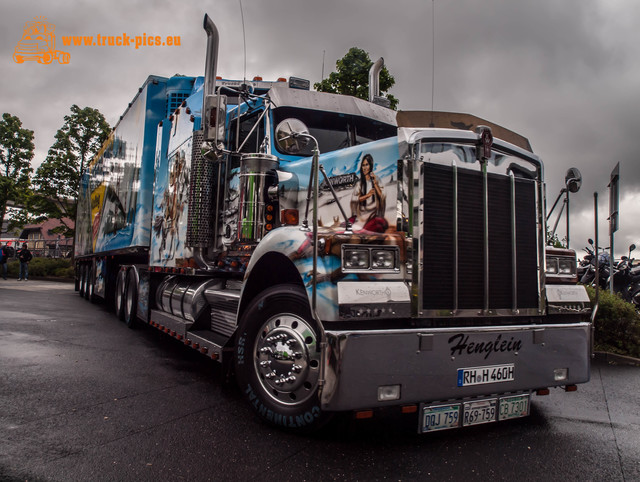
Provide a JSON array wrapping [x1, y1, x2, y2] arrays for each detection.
[[234, 284, 330, 432], [114, 269, 126, 321], [124, 269, 138, 329], [84, 265, 92, 300], [78, 265, 86, 297]]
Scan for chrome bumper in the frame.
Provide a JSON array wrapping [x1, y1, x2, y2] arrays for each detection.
[[319, 322, 591, 411]]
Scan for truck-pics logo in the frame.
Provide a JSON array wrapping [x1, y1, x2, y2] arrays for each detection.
[[13, 17, 70, 65]]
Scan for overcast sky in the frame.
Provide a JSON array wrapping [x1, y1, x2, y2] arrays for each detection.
[[3, 0, 639, 256]]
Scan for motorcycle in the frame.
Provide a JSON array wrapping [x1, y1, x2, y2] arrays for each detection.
[[579, 239, 610, 290], [609, 244, 640, 310]]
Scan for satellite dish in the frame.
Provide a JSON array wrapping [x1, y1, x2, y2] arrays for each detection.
[[565, 167, 582, 193]]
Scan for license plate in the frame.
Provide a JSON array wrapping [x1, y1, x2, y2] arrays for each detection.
[[462, 399, 496, 426], [420, 403, 461, 433], [498, 394, 530, 420], [457, 363, 515, 387]]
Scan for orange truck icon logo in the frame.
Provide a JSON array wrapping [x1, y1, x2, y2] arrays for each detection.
[[13, 17, 70, 65]]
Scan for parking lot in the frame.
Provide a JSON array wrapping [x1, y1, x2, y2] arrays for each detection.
[[1, 279, 639, 481]]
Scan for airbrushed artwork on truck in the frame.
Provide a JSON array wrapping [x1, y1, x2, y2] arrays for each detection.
[[286, 136, 399, 235], [151, 139, 192, 266]]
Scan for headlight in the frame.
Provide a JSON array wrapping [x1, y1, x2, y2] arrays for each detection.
[[546, 254, 576, 279], [342, 245, 399, 272], [372, 250, 395, 269], [558, 257, 576, 275], [343, 248, 370, 269]]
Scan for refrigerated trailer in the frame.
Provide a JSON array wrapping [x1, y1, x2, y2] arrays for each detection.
[[75, 14, 592, 432]]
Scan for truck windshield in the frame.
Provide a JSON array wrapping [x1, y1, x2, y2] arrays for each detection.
[[272, 107, 396, 157]]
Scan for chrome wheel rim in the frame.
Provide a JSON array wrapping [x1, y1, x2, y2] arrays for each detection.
[[254, 313, 321, 406]]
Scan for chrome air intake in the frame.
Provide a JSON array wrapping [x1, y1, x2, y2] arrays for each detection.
[[237, 153, 279, 243]]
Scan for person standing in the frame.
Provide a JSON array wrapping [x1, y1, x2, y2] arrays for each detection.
[[0, 243, 8, 280], [17, 243, 32, 281]]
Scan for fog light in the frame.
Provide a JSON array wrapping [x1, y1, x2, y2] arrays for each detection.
[[377, 384, 401, 402], [554, 368, 568, 381]]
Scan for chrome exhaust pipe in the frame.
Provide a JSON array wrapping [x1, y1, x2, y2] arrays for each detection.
[[369, 57, 384, 102], [203, 14, 219, 102]]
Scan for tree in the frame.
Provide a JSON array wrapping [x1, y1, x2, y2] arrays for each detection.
[[33, 105, 111, 237], [0, 113, 35, 234], [314, 47, 398, 109]]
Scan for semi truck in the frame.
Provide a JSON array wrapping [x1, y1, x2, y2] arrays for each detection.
[[75, 14, 592, 433]]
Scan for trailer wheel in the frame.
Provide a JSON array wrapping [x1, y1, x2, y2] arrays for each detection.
[[234, 284, 330, 432], [78, 265, 86, 298], [124, 269, 138, 329], [114, 269, 126, 321], [84, 265, 92, 300]]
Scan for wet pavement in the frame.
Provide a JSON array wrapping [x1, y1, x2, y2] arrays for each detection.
[[1, 279, 638, 481]]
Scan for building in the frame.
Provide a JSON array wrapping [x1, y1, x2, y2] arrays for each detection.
[[19, 218, 74, 258]]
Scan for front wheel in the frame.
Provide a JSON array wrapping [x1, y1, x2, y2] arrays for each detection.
[[234, 284, 330, 432]]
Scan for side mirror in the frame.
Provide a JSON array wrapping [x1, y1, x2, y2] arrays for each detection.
[[565, 167, 582, 193], [588, 238, 594, 246], [275, 118, 311, 154]]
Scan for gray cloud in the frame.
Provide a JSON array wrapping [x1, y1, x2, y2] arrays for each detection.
[[2, 0, 639, 252]]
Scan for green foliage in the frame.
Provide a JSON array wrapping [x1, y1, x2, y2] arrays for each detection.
[[546, 227, 566, 248], [0, 113, 35, 233], [585, 285, 640, 358], [6, 257, 73, 279], [314, 47, 398, 109], [32, 105, 111, 237]]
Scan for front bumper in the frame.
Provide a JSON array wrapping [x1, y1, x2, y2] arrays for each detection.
[[319, 322, 591, 411]]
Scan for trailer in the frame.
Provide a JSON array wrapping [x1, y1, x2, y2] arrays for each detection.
[[75, 14, 592, 432]]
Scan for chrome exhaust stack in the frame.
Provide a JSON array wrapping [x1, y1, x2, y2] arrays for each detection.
[[187, 15, 227, 269], [369, 57, 390, 107]]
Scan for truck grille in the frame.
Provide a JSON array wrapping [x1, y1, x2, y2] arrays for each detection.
[[422, 163, 538, 313]]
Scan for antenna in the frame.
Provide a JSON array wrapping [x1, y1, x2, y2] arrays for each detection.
[[431, 0, 435, 113], [239, 0, 247, 83]]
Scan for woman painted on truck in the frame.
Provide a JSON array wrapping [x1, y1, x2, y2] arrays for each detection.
[[350, 153, 387, 232]]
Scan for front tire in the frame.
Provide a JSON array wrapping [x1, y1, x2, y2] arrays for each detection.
[[234, 284, 330, 432]]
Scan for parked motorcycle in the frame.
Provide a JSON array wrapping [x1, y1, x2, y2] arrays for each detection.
[[609, 244, 640, 310], [579, 239, 610, 289]]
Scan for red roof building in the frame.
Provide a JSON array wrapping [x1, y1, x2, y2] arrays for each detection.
[[19, 218, 74, 257]]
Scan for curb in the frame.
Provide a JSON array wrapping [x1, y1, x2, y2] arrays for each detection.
[[594, 351, 640, 367]]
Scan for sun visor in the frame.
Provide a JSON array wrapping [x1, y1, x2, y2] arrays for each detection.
[[396, 111, 532, 152], [268, 86, 397, 127]]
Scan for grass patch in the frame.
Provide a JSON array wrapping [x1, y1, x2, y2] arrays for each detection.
[[5, 258, 74, 280], [585, 285, 640, 358]]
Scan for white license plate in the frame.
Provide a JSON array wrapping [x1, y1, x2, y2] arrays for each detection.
[[462, 399, 497, 426], [498, 394, 530, 420], [457, 363, 515, 387], [420, 403, 461, 433]]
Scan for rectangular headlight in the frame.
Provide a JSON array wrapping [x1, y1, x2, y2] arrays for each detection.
[[371, 249, 396, 269], [343, 248, 370, 269], [558, 257, 576, 275], [546, 258, 559, 275], [341, 245, 399, 272]]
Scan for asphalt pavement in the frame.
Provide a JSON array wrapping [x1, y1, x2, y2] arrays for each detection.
[[1, 279, 639, 481]]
